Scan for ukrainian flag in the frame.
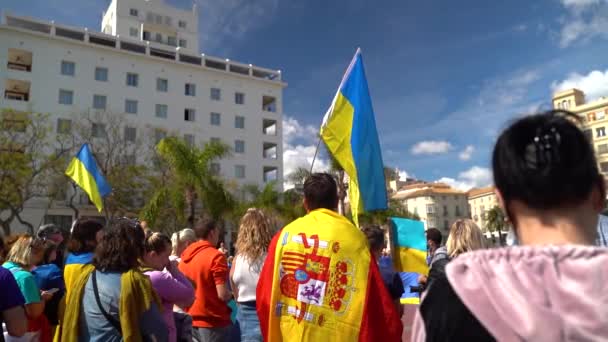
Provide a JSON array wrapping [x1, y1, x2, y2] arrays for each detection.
[[390, 217, 428, 304], [65, 144, 111, 212], [320, 48, 387, 225]]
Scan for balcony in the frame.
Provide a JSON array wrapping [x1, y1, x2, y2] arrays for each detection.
[[7, 49, 33, 72], [4, 79, 30, 102], [263, 119, 277, 136], [263, 166, 278, 183], [263, 142, 277, 159], [262, 96, 277, 112]]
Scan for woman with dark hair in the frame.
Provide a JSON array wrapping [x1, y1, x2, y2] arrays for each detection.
[[32, 240, 65, 341], [58, 218, 168, 341], [64, 219, 104, 291], [142, 232, 194, 342], [412, 110, 608, 341]]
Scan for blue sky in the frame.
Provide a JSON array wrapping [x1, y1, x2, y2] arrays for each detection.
[[4, 0, 608, 189]]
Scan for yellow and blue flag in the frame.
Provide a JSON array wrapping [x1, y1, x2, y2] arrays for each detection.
[[65, 143, 111, 212], [320, 48, 387, 225], [390, 217, 429, 304]]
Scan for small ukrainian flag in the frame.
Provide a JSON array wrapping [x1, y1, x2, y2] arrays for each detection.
[[65, 143, 111, 212]]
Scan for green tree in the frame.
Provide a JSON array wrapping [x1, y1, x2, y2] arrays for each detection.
[[140, 137, 233, 230], [485, 206, 506, 246], [0, 110, 71, 235]]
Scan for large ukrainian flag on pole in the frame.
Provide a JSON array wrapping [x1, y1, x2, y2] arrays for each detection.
[[65, 144, 111, 212], [320, 48, 387, 225]]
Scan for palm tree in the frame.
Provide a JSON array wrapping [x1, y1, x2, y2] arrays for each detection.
[[140, 137, 233, 229], [485, 206, 506, 246], [286, 167, 311, 193]]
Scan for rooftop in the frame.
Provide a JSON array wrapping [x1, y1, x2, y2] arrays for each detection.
[[468, 186, 495, 199], [0, 13, 285, 86], [392, 182, 466, 200]]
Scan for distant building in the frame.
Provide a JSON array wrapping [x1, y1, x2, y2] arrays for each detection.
[[467, 186, 497, 231], [0, 0, 285, 232], [392, 182, 469, 235], [552, 88, 608, 178]]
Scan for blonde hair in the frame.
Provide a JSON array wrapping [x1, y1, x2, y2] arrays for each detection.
[[6, 234, 44, 268], [171, 228, 196, 256], [446, 219, 486, 258], [235, 208, 275, 262]]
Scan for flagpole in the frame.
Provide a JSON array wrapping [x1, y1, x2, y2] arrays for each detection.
[[309, 136, 322, 174]]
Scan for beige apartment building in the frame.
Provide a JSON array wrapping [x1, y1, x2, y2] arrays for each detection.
[[392, 182, 469, 235], [552, 88, 608, 175], [468, 186, 498, 232]]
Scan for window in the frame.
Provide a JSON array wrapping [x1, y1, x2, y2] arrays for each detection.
[[211, 88, 221, 101], [167, 36, 177, 46], [210, 163, 220, 175], [58, 89, 73, 105], [235, 92, 245, 105], [61, 61, 75, 76], [235, 116, 245, 129], [95, 67, 108, 81], [165, 16, 172, 26], [125, 99, 138, 114], [262, 95, 277, 112], [57, 118, 72, 134], [235, 165, 245, 179], [601, 162, 608, 173], [92, 123, 106, 138], [185, 83, 196, 96], [444, 220, 449, 231], [235, 140, 245, 153], [155, 129, 166, 144], [598, 143, 608, 155], [126, 73, 139, 87], [129, 8, 138, 17], [155, 104, 168, 118], [427, 217, 437, 229], [178, 20, 187, 28], [147, 13, 154, 22], [184, 108, 196, 122], [157, 78, 168, 92], [124, 126, 136, 142], [184, 134, 194, 147], [455, 205, 461, 216], [129, 27, 139, 37], [597, 127, 606, 138], [426, 204, 435, 214], [143, 31, 150, 40], [210, 112, 221, 126], [179, 39, 187, 48], [598, 110, 606, 120], [155, 33, 162, 43], [93, 95, 107, 110], [443, 205, 448, 217]]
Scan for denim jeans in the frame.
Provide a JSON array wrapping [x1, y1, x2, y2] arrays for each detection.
[[237, 302, 262, 342]]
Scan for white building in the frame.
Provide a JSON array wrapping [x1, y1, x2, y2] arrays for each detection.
[[0, 0, 285, 231]]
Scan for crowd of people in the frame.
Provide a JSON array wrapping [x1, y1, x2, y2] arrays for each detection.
[[0, 108, 607, 341]]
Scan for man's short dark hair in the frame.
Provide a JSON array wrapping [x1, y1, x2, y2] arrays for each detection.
[[426, 228, 442, 245], [194, 217, 217, 240], [303, 173, 338, 211]]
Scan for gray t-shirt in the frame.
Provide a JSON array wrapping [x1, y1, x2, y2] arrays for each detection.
[[78, 271, 168, 342]]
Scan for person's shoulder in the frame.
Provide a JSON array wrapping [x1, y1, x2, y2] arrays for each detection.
[[0, 266, 14, 280]]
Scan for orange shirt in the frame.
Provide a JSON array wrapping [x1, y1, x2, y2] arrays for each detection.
[[178, 240, 231, 328]]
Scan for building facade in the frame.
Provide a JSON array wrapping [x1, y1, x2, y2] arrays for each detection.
[[552, 88, 608, 176], [392, 182, 469, 236], [0, 0, 285, 231], [467, 186, 497, 232]]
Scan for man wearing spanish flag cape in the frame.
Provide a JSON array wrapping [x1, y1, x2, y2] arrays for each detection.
[[256, 173, 403, 341]]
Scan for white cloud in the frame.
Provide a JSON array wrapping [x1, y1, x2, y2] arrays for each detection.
[[411, 141, 453, 155], [558, 0, 608, 48], [195, 0, 279, 53], [552, 69, 608, 101], [458, 145, 475, 161], [437, 166, 492, 191], [282, 116, 327, 189]]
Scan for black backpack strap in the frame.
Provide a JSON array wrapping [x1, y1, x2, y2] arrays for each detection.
[[92, 271, 123, 334]]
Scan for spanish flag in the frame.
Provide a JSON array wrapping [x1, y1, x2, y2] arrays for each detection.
[[256, 209, 403, 341], [390, 217, 429, 304], [320, 48, 387, 226], [65, 143, 111, 212]]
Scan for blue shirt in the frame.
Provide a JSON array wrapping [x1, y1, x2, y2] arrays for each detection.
[[597, 215, 608, 247], [79, 271, 168, 342]]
